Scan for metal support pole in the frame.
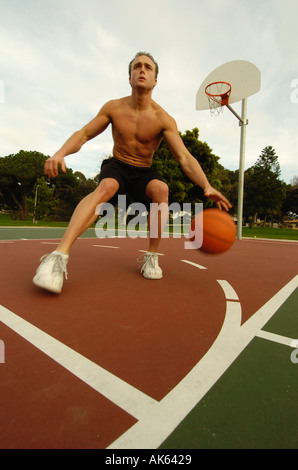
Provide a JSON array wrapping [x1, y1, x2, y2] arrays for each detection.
[[226, 100, 248, 239], [33, 184, 39, 224], [226, 104, 242, 122], [236, 98, 247, 240]]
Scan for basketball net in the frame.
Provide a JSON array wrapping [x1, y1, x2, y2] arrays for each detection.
[[205, 81, 231, 116]]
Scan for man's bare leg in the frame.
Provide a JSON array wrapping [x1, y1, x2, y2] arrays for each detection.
[[33, 178, 119, 293], [57, 178, 119, 254], [139, 180, 169, 280], [146, 180, 169, 253]]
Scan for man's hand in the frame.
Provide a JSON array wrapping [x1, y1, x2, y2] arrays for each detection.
[[44, 154, 66, 178], [204, 186, 232, 212]]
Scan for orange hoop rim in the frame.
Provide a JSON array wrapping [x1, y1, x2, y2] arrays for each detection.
[[205, 81, 232, 106]]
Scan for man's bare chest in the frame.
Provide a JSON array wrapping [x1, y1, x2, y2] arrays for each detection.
[[111, 109, 163, 144]]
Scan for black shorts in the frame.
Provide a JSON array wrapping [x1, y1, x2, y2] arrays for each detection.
[[97, 157, 166, 208]]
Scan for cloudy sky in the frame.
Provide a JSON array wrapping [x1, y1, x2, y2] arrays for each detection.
[[0, 0, 297, 183]]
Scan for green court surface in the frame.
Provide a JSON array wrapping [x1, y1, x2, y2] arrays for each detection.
[[161, 289, 298, 449], [0, 226, 95, 240]]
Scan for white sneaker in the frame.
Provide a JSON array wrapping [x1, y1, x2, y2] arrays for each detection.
[[33, 251, 69, 293], [138, 252, 163, 280]]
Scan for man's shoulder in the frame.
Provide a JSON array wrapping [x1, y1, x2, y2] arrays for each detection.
[[113, 96, 130, 104], [152, 101, 176, 129], [102, 97, 128, 111]]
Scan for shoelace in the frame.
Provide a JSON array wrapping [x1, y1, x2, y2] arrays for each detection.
[[137, 252, 158, 272], [39, 253, 68, 279]]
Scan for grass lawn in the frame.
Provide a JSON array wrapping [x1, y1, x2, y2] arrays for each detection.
[[0, 213, 70, 227], [241, 226, 298, 240]]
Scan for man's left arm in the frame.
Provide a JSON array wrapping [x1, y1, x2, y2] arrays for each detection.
[[163, 116, 231, 211]]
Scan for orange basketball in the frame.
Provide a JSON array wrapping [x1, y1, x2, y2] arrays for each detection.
[[191, 208, 236, 254]]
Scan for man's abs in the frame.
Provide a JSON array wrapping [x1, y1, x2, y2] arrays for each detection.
[[113, 147, 153, 167]]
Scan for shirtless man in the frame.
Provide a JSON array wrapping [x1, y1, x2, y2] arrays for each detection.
[[33, 52, 231, 293]]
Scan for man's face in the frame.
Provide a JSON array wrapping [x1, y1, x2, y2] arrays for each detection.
[[129, 55, 157, 90]]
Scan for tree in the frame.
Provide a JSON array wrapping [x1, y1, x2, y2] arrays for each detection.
[[26, 177, 58, 222], [244, 146, 286, 226], [50, 168, 97, 219], [151, 128, 221, 209], [254, 145, 281, 176], [50, 168, 81, 219], [282, 176, 298, 218], [216, 165, 239, 211], [0, 150, 47, 219], [73, 171, 97, 205], [0, 150, 98, 221]]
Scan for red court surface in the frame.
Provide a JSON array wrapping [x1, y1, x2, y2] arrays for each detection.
[[0, 235, 297, 449]]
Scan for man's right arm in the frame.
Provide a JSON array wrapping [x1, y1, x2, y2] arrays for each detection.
[[44, 101, 113, 178]]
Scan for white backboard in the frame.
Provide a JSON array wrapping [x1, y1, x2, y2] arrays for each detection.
[[196, 60, 261, 110]]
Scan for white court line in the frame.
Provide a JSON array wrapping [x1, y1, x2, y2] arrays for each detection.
[[217, 280, 239, 300], [241, 275, 298, 334], [108, 274, 298, 449], [93, 245, 120, 249], [256, 330, 297, 347], [108, 279, 242, 449], [0, 305, 157, 420], [40, 242, 59, 245], [181, 260, 207, 270]]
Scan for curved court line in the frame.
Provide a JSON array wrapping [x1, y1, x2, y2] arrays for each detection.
[[216, 279, 239, 300], [108, 276, 242, 449], [0, 256, 243, 448], [108, 274, 298, 449]]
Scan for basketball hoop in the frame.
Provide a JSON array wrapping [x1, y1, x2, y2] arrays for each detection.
[[205, 81, 231, 116]]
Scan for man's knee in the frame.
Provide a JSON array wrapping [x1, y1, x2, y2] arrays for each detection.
[[147, 180, 169, 203], [95, 178, 119, 201]]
